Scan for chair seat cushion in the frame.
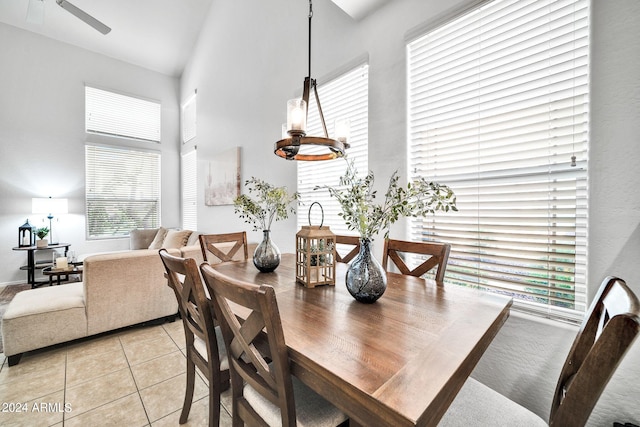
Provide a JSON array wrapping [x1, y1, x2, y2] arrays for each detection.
[[193, 326, 229, 370], [438, 377, 548, 427], [244, 374, 347, 427]]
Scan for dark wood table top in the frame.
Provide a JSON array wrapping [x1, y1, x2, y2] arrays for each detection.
[[212, 254, 512, 426]]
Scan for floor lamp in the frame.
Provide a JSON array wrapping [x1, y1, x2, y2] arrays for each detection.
[[32, 197, 68, 245]]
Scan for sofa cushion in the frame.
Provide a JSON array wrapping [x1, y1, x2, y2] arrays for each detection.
[[186, 230, 203, 247], [147, 227, 169, 249], [2, 283, 88, 356], [83, 249, 179, 335], [130, 228, 161, 250], [162, 229, 192, 249]]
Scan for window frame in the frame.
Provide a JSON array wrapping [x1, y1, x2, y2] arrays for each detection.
[[181, 148, 198, 231], [85, 144, 162, 240], [85, 85, 162, 143], [406, 0, 589, 321]]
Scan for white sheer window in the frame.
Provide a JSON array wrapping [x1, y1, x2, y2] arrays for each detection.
[[181, 91, 197, 143], [85, 86, 161, 143], [85, 145, 161, 239], [407, 0, 589, 320], [297, 63, 369, 235], [182, 148, 198, 230]]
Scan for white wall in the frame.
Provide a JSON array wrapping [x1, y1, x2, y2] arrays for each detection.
[[184, 0, 640, 425], [0, 23, 181, 285], [180, 0, 363, 248]]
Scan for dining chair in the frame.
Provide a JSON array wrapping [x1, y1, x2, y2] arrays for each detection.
[[439, 276, 640, 427], [382, 238, 451, 286], [334, 234, 361, 263], [200, 263, 349, 427], [159, 249, 230, 427], [199, 231, 248, 264]]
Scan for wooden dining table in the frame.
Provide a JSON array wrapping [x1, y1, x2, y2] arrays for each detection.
[[212, 253, 513, 427]]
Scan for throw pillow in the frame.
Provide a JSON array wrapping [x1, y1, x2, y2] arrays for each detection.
[[148, 227, 169, 250], [162, 229, 193, 249]]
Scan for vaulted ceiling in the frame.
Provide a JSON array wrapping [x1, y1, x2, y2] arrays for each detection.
[[0, 0, 389, 77]]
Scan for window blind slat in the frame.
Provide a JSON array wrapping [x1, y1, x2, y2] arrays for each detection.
[[182, 149, 197, 230], [85, 86, 161, 143], [297, 64, 369, 235], [408, 0, 588, 321], [85, 145, 161, 238]]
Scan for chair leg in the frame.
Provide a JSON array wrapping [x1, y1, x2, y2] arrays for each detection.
[[208, 381, 221, 427], [180, 359, 196, 424], [231, 374, 244, 427]]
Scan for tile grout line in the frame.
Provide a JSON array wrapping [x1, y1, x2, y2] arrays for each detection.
[[119, 332, 153, 427], [62, 350, 67, 426]]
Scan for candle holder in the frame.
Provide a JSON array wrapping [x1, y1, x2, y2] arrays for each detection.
[[18, 220, 36, 247]]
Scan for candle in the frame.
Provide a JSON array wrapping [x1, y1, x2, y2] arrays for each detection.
[[56, 257, 68, 270], [291, 107, 304, 130], [334, 118, 351, 143], [287, 99, 307, 133]]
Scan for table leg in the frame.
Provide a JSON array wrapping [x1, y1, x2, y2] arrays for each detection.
[[27, 249, 35, 288]]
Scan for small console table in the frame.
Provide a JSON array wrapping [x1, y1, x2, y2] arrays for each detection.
[[42, 264, 83, 286], [12, 243, 71, 288]]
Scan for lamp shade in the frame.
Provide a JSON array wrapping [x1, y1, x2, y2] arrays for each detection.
[[32, 197, 69, 215]]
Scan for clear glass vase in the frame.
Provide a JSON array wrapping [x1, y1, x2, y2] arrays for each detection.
[[253, 230, 281, 272], [345, 238, 387, 303]]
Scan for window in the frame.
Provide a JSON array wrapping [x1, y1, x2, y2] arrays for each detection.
[[85, 145, 161, 239], [407, 0, 588, 320], [182, 148, 197, 230], [297, 63, 369, 235], [181, 91, 197, 143], [85, 86, 161, 143]]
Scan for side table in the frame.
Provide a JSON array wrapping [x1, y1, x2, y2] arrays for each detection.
[[12, 243, 71, 288], [42, 264, 83, 286]]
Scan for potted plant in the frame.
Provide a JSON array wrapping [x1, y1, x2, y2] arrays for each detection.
[[316, 159, 457, 302], [234, 177, 298, 272], [36, 227, 50, 248]]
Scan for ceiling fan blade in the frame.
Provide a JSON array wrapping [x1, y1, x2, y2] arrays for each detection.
[[56, 0, 111, 35], [26, 0, 45, 25]]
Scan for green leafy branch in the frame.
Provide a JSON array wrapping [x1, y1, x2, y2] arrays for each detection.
[[234, 177, 299, 231], [315, 159, 457, 240]]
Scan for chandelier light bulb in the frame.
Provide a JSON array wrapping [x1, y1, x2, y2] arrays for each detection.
[[334, 118, 350, 143], [287, 99, 307, 133]]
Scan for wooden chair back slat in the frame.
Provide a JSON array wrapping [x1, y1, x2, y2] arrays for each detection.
[[549, 276, 640, 426], [159, 249, 228, 427], [382, 239, 451, 286], [199, 232, 249, 264], [201, 263, 298, 427], [335, 235, 361, 263]]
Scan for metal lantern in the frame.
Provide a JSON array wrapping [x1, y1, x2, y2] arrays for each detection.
[[296, 203, 336, 288], [19, 219, 36, 247]]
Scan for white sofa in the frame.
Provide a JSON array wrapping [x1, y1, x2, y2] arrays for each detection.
[[2, 228, 207, 366]]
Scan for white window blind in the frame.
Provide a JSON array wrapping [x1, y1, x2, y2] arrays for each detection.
[[182, 148, 198, 230], [85, 86, 161, 143], [297, 63, 369, 238], [86, 145, 161, 239], [181, 91, 197, 143], [407, 0, 588, 320]]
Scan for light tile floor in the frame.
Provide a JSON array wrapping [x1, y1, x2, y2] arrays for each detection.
[[0, 320, 234, 426]]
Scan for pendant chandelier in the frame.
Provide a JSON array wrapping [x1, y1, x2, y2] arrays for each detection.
[[274, 0, 350, 161]]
